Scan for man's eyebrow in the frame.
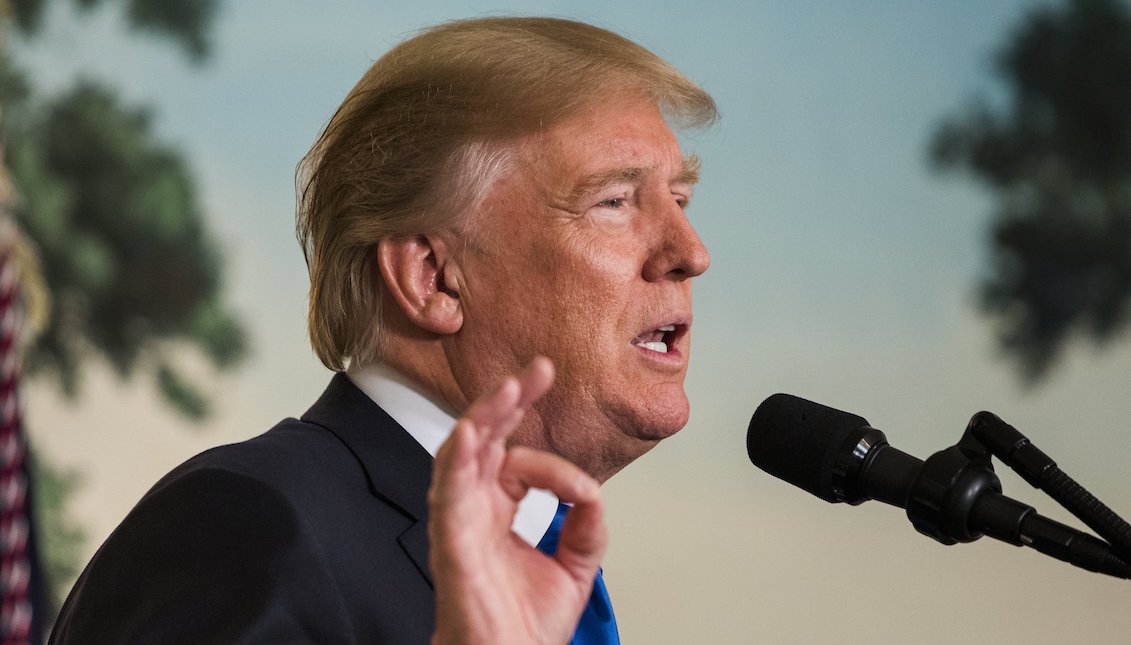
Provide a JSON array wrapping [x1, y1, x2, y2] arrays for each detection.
[[564, 155, 702, 203], [564, 167, 647, 203], [676, 155, 701, 186]]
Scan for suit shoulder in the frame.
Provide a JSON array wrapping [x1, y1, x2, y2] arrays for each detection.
[[150, 417, 357, 495], [51, 464, 355, 643], [51, 412, 437, 643]]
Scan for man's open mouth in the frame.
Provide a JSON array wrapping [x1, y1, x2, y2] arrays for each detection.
[[632, 324, 679, 354]]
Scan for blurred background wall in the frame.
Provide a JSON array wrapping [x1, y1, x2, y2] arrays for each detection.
[[6, 0, 1131, 642]]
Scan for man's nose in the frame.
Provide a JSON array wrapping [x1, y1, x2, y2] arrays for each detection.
[[642, 202, 711, 282]]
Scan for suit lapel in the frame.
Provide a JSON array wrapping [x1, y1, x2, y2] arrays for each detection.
[[301, 373, 435, 586]]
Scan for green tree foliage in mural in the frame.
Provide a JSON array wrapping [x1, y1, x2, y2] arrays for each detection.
[[931, 0, 1131, 383], [10, 0, 216, 59], [4, 0, 240, 418], [1, 0, 239, 617]]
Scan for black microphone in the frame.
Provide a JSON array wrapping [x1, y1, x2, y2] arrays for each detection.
[[746, 393, 918, 507], [746, 393, 1130, 579], [746, 389, 913, 504]]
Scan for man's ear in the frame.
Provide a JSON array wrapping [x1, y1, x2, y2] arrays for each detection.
[[377, 235, 463, 335]]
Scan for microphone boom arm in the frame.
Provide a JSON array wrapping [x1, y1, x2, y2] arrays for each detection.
[[887, 416, 1131, 579], [967, 412, 1131, 563]]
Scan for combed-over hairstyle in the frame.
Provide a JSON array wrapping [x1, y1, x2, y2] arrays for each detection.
[[297, 16, 717, 371]]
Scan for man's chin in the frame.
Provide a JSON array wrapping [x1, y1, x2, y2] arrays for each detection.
[[629, 388, 691, 440], [631, 420, 687, 443], [616, 401, 690, 443]]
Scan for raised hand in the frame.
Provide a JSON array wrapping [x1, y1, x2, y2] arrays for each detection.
[[429, 357, 606, 645]]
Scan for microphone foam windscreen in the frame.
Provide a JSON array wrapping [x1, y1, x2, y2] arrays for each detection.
[[747, 393, 871, 503]]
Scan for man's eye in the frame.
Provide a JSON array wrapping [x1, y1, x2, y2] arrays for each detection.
[[597, 197, 626, 208]]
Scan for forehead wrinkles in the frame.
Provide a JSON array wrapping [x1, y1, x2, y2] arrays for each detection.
[[515, 125, 695, 201]]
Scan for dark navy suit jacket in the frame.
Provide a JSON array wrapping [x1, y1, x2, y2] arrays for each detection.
[[50, 374, 438, 644]]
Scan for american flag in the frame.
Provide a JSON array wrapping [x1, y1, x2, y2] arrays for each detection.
[[0, 222, 48, 643]]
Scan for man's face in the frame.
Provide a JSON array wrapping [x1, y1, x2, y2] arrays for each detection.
[[447, 96, 710, 481]]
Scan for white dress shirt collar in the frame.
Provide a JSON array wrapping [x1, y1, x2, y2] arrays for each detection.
[[346, 361, 558, 546]]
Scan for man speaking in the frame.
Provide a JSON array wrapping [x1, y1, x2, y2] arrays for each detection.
[[50, 16, 716, 643]]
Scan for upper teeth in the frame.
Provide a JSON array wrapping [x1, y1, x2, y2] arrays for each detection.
[[658, 324, 676, 332]]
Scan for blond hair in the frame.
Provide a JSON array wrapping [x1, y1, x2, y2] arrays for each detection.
[[297, 16, 717, 371]]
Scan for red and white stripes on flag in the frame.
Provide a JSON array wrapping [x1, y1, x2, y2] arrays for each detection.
[[0, 250, 35, 644]]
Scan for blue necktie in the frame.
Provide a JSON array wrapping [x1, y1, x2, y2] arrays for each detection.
[[536, 502, 620, 645]]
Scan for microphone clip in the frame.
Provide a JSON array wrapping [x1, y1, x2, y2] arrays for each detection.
[[905, 429, 1002, 545]]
